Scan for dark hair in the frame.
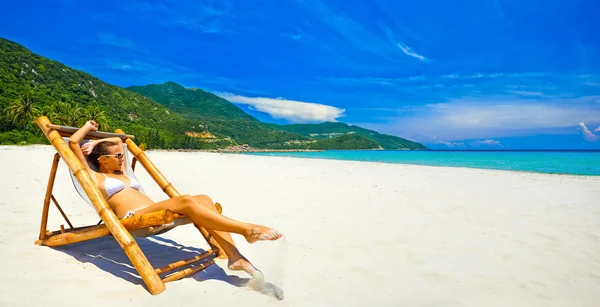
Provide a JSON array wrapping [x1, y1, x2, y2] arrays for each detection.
[[87, 140, 118, 169]]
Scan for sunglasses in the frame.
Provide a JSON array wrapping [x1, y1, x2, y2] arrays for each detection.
[[99, 152, 124, 160]]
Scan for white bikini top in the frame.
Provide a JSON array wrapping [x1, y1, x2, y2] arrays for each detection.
[[103, 174, 140, 198]]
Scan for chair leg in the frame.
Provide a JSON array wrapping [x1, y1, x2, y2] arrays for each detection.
[[51, 195, 74, 229], [39, 153, 61, 240]]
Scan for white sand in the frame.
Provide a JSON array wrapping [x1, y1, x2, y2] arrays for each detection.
[[1, 145, 599, 307]]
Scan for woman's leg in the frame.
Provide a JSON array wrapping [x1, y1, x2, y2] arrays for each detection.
[[189, 195, 258, 274], [133, 194, 282, 244]]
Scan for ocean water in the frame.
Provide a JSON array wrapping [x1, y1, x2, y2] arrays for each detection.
[[246, 150, 600, 176]]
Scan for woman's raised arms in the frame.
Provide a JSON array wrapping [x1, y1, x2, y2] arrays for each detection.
[[69, 120, 98, 174]]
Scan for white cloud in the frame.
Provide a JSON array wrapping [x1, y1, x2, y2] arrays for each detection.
[[318, 72, 551, 87], [509, 90, 545, 97], [316, 75, 428, 86], [437, 139, 502, 148], [396, 42, 427, 62], [96, 32, 135, 48], [375, 96, 600, 141], [438, 140, 466, 148], [473, 139, 503, 147], [578, 122, 599, 142], [441, 72, 545, 80], [216, 93, 345, 123], [107, 61, 158, 71], [125, 1, 235, 34], [595, 126, 600, 132], [438, 102, 599, 130]]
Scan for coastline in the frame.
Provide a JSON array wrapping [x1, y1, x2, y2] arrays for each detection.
[[1, 145, 599, 306], [3, 145, 599, 177]]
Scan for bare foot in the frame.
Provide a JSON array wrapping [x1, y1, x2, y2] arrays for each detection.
[[244, 225, 283, 243], [228, 255, 256, 276], [246, 270, 266, 291]]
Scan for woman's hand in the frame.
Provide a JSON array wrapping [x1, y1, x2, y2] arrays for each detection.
[[81, 141, 95, 156], [85, 120, 98, 131]]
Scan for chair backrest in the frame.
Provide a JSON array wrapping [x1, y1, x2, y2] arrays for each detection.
[[62, 137, 147, 207]]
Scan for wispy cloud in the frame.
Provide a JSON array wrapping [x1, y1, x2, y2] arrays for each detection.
[[297, 1, 385, 55], [578, 122, 599, 142], [290, 1, 429, 67], [370, 95, 600, 141], [215, 93, 345, 123], [316, 75, 427, 87], [383, 26, 428, 62], [508, 90, 549, 98], [436, 139, 504, 148], [107, 60, 161, 72], [124, 0, 236, 34], [95, 32, 137, 49], [435, 139, 466, 148], [318, 72, 550, 87], [441, 72, 545, 80], [473, 139, 503, 147], [396, 42, 427, 61], [432, 136, 504, 148]]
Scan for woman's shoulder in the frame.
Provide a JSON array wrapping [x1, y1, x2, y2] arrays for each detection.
[[88, 170, 103, 182]]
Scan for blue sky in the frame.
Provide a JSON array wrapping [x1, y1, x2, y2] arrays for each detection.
[[2, 0, 600, 149]]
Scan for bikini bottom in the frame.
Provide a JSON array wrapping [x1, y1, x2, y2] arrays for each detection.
[[121, 205, 152, 219]]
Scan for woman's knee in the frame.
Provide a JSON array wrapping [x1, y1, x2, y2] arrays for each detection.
[[192, 194, 214, 206], [177, 194, 214, 212], [176, 194, 198, 212]]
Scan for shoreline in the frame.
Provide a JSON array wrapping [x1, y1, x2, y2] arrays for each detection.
[[2, 144, 598, 177]]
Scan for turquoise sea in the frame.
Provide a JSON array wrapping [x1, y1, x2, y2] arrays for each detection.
[[246, 150, 600, 176]]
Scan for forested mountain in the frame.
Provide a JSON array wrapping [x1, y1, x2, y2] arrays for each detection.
[[129, 82, 427, 150], [127, 82, 311, 148], [0, 38, 225, 149], [127, 81, 256, 121], [0, 38, 427, 150]]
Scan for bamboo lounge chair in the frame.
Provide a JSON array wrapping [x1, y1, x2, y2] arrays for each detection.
[[34, 116, 224, 295]]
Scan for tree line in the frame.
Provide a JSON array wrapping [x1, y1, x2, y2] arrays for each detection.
[[1, 90, 109, 145]]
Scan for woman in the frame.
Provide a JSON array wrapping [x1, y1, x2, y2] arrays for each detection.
[[69, 120, 282, 280]]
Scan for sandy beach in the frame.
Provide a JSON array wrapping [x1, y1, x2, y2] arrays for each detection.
[[1, 145, 599, 307]]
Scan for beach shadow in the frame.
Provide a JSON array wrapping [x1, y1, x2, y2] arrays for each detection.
[[51, 235, 242, 287], [50, 235, 284, 299]]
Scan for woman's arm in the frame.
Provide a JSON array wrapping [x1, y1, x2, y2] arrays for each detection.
[[69, 120, 98, 173]]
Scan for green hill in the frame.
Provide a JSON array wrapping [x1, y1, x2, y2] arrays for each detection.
[[126, 82, 311, 148], [127, 81, 256, 121], [310, 133, 381, 150], [269, 122, 428, 150], [0, 38, 230, 149], [129, 82, 427, 150]]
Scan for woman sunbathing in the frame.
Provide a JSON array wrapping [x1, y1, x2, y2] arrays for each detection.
[[69, 120, 282, 280]]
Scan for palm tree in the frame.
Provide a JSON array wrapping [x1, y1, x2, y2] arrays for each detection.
[[44, 100, 82, 126], [82, 105, 109, 131], [65, 103, 83, 127], [6, 91, 40, 130]]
